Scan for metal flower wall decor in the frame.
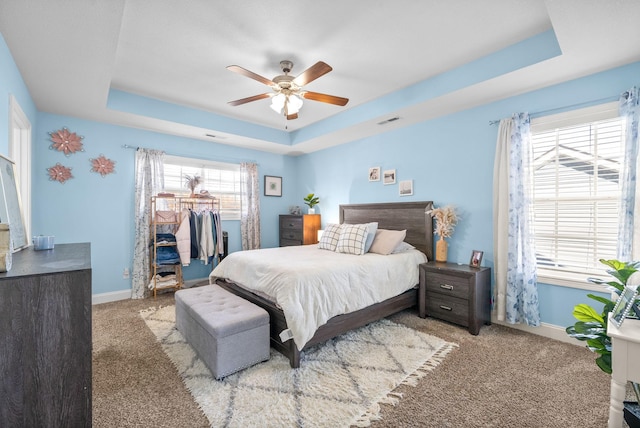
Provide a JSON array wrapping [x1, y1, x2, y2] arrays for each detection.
[[90, 154, 116, 177], [47, 163, 73, 184], [49, 127, 84, 156]]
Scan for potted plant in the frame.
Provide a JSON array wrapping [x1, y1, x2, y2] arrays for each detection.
[[303, 193, 319, 214], [566, 259, 640, 423], [426, 205, 458, 262]]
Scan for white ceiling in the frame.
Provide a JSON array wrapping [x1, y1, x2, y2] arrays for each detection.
[[1, 0, 639, 155]]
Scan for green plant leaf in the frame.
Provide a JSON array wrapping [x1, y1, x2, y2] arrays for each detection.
[[586, 294, 614, 306], [595, 354, 612, 374], [599, 259, 626, 271], [572, 304, 604, 323]]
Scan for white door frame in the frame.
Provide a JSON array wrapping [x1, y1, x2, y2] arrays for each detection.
[[8, 95, 31, 239]]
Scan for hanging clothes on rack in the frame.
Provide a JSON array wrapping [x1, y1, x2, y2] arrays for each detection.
[[175, 208, 191, 266]]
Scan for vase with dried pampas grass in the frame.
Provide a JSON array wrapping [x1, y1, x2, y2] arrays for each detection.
[[427, 205, 458, 262]]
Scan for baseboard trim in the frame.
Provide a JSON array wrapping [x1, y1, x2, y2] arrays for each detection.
[[92, 289, 131, 305], [492, 316, 582, 346], [91, 278, 210, 305]]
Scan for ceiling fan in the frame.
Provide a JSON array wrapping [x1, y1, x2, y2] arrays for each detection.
[[226, 60, 349, 120]]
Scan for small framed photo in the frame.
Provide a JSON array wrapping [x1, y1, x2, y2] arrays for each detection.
[[610, 285, 640, 328], [369, 167, 380, 182], [399, 179, 413, 196], [383, 169, 396, 185], [469, 250, 483, 268], [264, 175, 282, 197]]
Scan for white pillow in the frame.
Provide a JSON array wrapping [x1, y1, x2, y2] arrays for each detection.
[[369, 229, 407, 255], [336, 223, 369, 255], [391, 241, 415, 254], [318, 223, 341, 251], [364, 222, 378, 253]]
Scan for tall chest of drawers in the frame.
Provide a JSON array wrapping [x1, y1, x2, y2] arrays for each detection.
[[279, 214, 321, 246], [419, 261, 491, 335]]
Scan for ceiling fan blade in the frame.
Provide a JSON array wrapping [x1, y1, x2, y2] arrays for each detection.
[[227, 65, 275, 87], [286, 113, 298, 120], [227, 93, 272, 106], [301, 91, 349, 106], [292, 61, 332, 87]]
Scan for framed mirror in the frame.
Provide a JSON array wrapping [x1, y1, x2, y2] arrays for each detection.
[[0, 155, 28, 252], [610, 285, 640, 328]]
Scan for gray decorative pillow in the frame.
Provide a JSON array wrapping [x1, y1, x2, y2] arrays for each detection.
[[336, 223, 369, 255], [318, 223, 341, 251]]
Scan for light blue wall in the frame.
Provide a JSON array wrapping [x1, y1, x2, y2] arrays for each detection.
[[297, 61, 640, 328], [33, 114, 297, 295], [1, 29, 634, 328]]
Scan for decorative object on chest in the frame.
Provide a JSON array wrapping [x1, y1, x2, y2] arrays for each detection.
[[279, 214, 321, 246], [427, 205, 458, 263], [303, 193, 319, 214], [419, 261, 491, 335]]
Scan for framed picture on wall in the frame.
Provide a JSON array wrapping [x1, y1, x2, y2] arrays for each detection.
[[369, 167, 380, 182], [383, 169, 396, 185], [264, 175, 282, 197], [399, 180, 413, 196]]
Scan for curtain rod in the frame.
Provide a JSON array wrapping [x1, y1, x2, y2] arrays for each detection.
[[488, 95, 620, 126], [121, 144, 257, 164]]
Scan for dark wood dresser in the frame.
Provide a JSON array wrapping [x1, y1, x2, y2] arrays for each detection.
[[0, 243, 92, 427], [419, 261, 491, 335], [279, 214, 321, 246]]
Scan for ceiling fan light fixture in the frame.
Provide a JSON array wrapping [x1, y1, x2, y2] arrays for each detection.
[[288, 94, 303, 114], [270, 93, 286, 114], [270, 93, 303, 115]]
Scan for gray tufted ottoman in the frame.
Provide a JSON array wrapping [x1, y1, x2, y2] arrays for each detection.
[[175, 285, 270, 379]]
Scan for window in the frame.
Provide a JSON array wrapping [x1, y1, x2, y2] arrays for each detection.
[[163, 155, 241, 220], [530, 102, 625, 284]]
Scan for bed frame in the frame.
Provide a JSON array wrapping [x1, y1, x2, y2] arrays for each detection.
[[213, 201, 434, 368]]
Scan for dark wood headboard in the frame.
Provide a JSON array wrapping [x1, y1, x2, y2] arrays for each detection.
[[339, 201, 434, 260]]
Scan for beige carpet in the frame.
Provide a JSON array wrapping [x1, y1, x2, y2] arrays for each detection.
[[141, 305, 456, 427], [93, 292, 618, 427]]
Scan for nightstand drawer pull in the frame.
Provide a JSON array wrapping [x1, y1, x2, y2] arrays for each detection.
[[440, 284, 454, 290], [439, 305, 453, 311]]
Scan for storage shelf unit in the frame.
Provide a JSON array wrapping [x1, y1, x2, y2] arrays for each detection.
[[150, 195, 219, 297]]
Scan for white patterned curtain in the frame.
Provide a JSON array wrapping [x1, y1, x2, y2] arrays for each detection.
[[618, 87, 640, 261], [240, 162, 260, 250], [132, 149, 164, 299], [493, 113, 540, 325]]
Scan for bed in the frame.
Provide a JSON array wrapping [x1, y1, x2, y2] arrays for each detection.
[[209, 201, 434, 368]]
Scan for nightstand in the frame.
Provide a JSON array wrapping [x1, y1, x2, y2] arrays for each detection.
[[419, 261, 491, 335], [279, 214, 321, 246]]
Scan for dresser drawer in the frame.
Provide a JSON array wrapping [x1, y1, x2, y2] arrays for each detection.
[[280, 216, 303, 231], [424, 272, 470, 300], [279, 238, 302, 247], [424, 293, 469, 327], [280, 229, 303, 242]]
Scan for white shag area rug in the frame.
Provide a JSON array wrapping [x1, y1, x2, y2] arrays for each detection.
[[141, 305, 457, 428]]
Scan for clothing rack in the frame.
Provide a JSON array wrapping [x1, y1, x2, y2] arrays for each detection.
[[149, 195, 221, 297], [153, 195, 220, 213]]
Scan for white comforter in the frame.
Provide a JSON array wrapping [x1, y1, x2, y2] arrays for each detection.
[[209, 245, 427, 350]]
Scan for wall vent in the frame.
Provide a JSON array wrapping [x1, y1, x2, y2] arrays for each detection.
[[377, 116, 400, 125]]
